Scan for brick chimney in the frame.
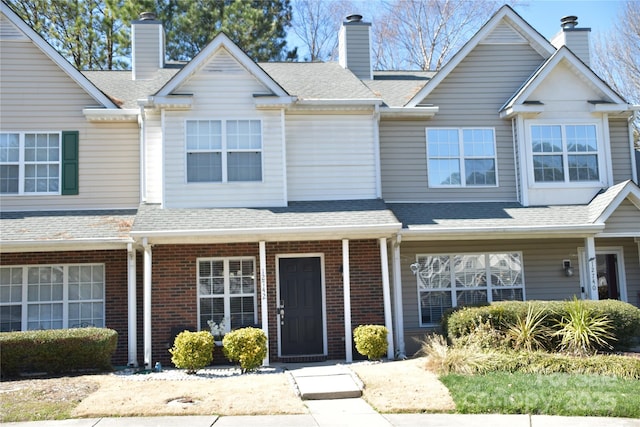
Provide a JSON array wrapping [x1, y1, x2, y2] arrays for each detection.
[[550, 15, 591, 66], [131, 12, 165, 80], [338, 14, 372, 80]]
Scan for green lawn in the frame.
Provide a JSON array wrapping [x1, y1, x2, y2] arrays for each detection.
[[440, 372, 640, 418]]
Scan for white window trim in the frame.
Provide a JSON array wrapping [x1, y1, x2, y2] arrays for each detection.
[[0, 131, 62, 195], [415, 252, 526, 327], [524, 119, 607, 188], [0, 264, 105, 331], [184, 119, 264, 184], [425, 127, 498, 188], [196, 257, 258, 333]]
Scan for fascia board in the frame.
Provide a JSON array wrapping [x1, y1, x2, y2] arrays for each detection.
[[155, 33, 289, 98], [83, 108, 139, 121], [406, 6, 555, 108], [0, 238, 133, 252], [380, 106, 439, 118], [1, 3, 119, 109], [131, 223, 402, 243], [400, 224, 604, 241]]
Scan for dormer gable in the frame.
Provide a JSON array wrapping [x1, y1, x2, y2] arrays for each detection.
[[0, 2, 118, 109], [152, 32, 293, 109], [500, 46, 632, 118], [406, 5, 555, 107]]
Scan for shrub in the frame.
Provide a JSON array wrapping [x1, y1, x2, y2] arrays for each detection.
[[554, 298, 616, 356], [504, 303, 552, 352], [452, 318, 508, 350], [0, 328, 118, 378], [222, 327, 267, 373], [353, 325, 388, 360], [445, 300, 640, 351], [419, 334, 494, 375], [169, 330, 214, 374]]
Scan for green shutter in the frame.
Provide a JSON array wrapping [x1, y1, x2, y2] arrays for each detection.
[[61, 131, 79, 195]]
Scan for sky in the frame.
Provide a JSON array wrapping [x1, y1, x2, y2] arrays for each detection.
[[512, 0, 626, 40]]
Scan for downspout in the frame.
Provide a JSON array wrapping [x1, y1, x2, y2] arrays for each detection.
[[143, 238, 152, 369], [373, 104, 382, 198], [379, 237, 394, 359], [511, 118, 520, 204], [138, 105, 147, 203], [342, 239, 353, 362], [629, 112, 638, 185], [392, 234, 405, 358], [259, 241, 269, 366], [127, 243, 138, 367]]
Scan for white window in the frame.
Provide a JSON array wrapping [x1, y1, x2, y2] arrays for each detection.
[[426, 128, 497, 187], [0, 264, 104, 332], [186, 120, 262, 183], [197, 258, 257, 333], [413, 253, 524, 326], [531, 124, 600, 183], [0, 132, 61, 194]]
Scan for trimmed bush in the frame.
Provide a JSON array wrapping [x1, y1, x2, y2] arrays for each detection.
[[353, 324, 388, 360], [445, 300, 640, 351], [222, 327, 267, 373], [169, 330, 214, 374], [0, 327, 118, 378]]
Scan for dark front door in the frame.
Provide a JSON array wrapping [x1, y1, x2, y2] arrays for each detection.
[[279, 257, 323, 356], [597, 254, 620, 300]]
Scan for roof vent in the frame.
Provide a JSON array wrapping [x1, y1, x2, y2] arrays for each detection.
[[346, 14, 363, 23], [560, 15, 578, 29], [139, 11, 157, 21]]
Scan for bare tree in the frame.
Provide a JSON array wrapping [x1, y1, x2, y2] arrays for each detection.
[[373, 0, 504, 71], [592, 1, 640, 146], [290, 0, 354, 61]]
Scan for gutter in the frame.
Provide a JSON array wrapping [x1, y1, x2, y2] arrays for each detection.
[[131, 223, 402, 243], [0, 238, 134, 252], [400, 223, 605, 241]]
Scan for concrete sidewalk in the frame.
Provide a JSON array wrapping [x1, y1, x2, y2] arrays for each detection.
[[4, 412, 640, 426]]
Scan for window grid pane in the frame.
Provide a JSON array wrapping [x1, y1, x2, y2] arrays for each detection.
[[427, 128, 496, 187], [198, 258, 256, 332], [418, 253, 524, 325], [23, 133, 60, 193]]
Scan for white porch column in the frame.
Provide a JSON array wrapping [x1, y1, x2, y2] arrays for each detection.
[[392, 236, 405, 358], [585, 236, 599, 300], [342, 239, 353, 362], [143, 238, 152, 368], [259, 241, 269, 366], [127, 243, 138, 367], [379, 237, 394, 359]]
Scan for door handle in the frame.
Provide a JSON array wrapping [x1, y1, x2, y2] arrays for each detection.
[[277, 300, 285, 325]]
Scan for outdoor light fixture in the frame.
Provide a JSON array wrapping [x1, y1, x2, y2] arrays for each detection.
[[563, 260, 574, 277]]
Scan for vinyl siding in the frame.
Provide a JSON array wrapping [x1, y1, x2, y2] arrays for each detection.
[[161, 49, 286, 208], [602, 200, 640, 235], [399, 237, 640, 354], [0, 40, 140, 211], [339, 23, 371, 80], [609, 118, 633, 183], [144, 111, 163, 204], [398, 239, 583, 335], [132, 22, 162, 80], [381, 43, 544, 202], [286, 112, 377, 201]]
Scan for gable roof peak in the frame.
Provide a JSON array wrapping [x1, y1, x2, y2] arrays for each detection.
[[155, 32, 289, 99], [1, 1, 118, 109], [406, 4, 555, 107]]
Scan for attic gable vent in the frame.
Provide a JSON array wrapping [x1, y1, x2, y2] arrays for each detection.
[[481, 21, 527, 44], [0, 14, 27, 41], [203, 49, 245, 74]]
